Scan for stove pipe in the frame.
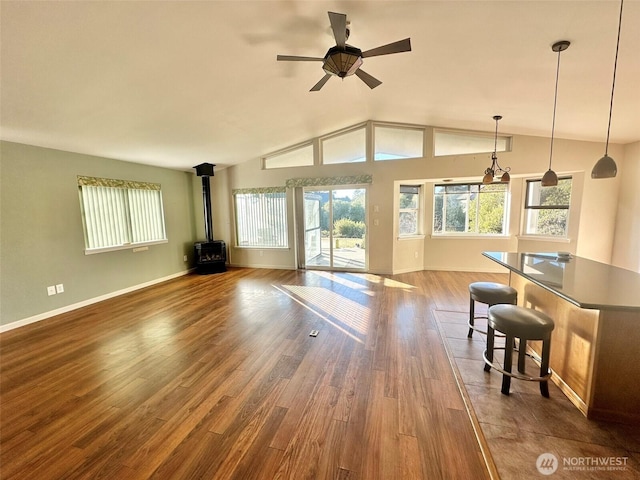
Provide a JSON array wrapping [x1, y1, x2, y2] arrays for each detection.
[[194, 163, 215, 242]]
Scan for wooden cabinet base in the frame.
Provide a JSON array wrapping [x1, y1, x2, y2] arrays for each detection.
[[510, 273, 640, 425]]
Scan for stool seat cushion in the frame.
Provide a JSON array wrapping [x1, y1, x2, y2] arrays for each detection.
[[488, 304, 555, 339], [469, 282, 517, 305]]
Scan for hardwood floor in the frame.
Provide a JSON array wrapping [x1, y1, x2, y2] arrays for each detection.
[[0, 268, 503, 479]]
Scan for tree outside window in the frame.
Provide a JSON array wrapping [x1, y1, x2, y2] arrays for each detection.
[[433, 183, 508, 235], [524, 178, 572, 237]]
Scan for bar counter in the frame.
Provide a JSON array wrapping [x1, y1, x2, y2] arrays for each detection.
[[483, 251, 640, 424]]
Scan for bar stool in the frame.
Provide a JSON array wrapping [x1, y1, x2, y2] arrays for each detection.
[[483, 304, 555, 397], [468, 282, 517, 338]]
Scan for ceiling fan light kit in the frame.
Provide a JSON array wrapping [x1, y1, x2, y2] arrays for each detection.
[[277, 11, 411, 91], [323, 46, 363, 77], [592, 0, 624, 179]]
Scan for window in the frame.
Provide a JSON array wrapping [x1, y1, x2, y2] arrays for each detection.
[[234, 189, 288, 248], [78, 176, 167, 253], [321, 126, 366, 164], [374, 125, 424, 161], [433, 183, 508, 235], [434, 130, 511, 157], [264, 143, 314, 169], [399, 185, 422, 236], [524, 177, 572, 237]]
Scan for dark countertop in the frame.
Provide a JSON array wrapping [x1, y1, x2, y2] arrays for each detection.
[[483, 251, 640, 311]]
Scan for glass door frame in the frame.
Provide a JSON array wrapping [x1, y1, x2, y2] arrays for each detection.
[[297, 184, 368, 272]]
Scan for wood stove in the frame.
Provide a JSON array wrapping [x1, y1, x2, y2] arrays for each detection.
[[194, 163, 227, 274], [194, 240, 226, 274]]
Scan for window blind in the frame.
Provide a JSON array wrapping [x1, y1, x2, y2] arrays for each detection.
[[233, 190, 288, 248], [78, 176, 167, 252]]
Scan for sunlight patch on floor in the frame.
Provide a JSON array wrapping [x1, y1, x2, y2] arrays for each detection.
[[309, 270, 375, 296], [360, 273, 416, 290], [273, 284, 370, 342]]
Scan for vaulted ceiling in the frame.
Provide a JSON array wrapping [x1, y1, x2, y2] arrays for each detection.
[[1, 1, 639, 171]]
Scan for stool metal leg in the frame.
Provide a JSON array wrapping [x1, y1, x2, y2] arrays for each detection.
[[468, 297, 475, 338], [517, 339, 527, 374], [484, 325, 494, 372], [540, 334, 552, 398], [501, 335, 514, 395]]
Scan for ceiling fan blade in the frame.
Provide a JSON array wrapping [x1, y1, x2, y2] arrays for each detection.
[[328, 11, 347, 48], [310, 74, 332, 92], [355, 69, 382, 89], [361, 38, 411, 58], [277, 55, 325, 62]]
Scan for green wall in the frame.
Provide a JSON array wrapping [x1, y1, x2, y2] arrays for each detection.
[[0, 141, 198, 326]]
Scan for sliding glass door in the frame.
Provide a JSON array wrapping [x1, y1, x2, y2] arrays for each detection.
[[302, 187, 367, 271]]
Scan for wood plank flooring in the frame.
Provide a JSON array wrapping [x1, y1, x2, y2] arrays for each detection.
[[0, 268, 505, 479]]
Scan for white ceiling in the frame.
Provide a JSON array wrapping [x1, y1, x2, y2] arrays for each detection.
[[1, 1, 639, 172]]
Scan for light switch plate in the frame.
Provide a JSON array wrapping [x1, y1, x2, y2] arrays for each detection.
[[56, 284, 64, 293], [47, 286, 56, 296]]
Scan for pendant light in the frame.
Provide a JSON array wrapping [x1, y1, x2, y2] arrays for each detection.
[[542, 40, 570, 187], [592, 0, 624, 179], [482, 115, 511, 184]]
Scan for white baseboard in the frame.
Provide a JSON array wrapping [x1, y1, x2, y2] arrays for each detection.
[[391, 266, 423, 275], [390, 266, 502, 275], [421, 265, 508, 274], [228, 262, 295, 270], [0, 269, 193, 333]]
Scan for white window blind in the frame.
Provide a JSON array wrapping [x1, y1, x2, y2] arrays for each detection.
[[78, 176, 167, 253], [434, 130, 511, 157], [264, 143, 314, 169], [375, 125, 424, 161], [321, 127, 366, 164], [128, 188, 166, 243], [233, 189, 288, 248]]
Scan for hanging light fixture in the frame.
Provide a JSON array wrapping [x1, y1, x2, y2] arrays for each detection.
[[482, 115, 511, 184], [542, 40, 570, 187], [592, 0, 624, 179]]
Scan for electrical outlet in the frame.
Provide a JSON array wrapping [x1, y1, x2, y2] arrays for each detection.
[[183, 255, 188, 262], [56, 284, 64, 293], [414, 251, 419, 259], [47, 286, 56, 296]]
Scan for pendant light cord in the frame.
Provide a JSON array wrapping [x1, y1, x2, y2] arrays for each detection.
[[605, 0, 624, 156], [493, 118, 499, 157], [549, 48, 562, 170]]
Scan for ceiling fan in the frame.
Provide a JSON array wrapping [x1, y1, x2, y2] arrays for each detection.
[[277, 11, 411, 91]]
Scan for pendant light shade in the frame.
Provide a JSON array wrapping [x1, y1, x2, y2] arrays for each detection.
[[592, 154, 618, 178], [482, 115, 510, 184], [592, 0, 624, 179], [542, 40, 570, 187], [541, 169, 558, 187]]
